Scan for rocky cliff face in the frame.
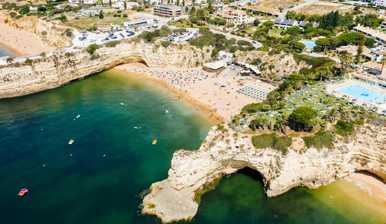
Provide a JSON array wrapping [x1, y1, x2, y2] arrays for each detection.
[[142, 123, 385, 223], [4, 15, 71, 48], [236, 50, 309, 83], [0, 41, 212, 99]]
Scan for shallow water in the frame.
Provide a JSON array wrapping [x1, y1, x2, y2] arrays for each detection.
[[0, 47, 14, 57], [0, 71, 384, 224]]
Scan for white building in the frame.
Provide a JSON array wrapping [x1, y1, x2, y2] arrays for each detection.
[[373, 0, 386, 7], [68, 0, 98, 5], [153, 4, 182, 17]]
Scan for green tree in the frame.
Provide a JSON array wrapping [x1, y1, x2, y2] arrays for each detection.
[[86, 44, 99, 55], [18, 5, 30, 15], [288, 106, 318, 132], [99, 10, 104, 19], [356, 14, 383, 28]]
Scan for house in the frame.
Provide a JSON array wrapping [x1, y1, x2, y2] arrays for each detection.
[[373, 0, 386, 7], [274, 18, 306, 29], [168, 28, 198, 43], [362, 61, 383, 76], [124, 19, 158, 30], [216, 6, 255, 25], [217, 51, 233, 64], [203, 60, 227, 72], [78, 6, 103, 17], [153, 4, 182, 17]]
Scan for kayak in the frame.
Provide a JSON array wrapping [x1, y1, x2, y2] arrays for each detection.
[[18, 188, 29, 197]]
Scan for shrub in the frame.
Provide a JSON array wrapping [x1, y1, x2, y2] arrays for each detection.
[[24, 58, 33, 65], [288, 106, 318, 132], [303, 131, 334, 149], [252, 133, 292, 154], [18, 5, 30, 15], [161, 40, 171, 48], [64, 29, 73, 38], [105, 40, 120, 47], [335, 120, 354, 136], [86, 44, 99, 55], [242, 103, 271, 113]]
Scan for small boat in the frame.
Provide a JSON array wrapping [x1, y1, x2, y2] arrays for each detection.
[[18, 188, 29, 197], [152, 139, 158, 145], [68, 139, 75, 145]]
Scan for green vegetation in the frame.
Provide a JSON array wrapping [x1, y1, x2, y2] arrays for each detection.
[[161, 40, 172, 48], [314, 31, 375, 52], [303, 131, 335, 149], [139, 26, 171, 43], [252, 21, 308, 54], [356, 14, 383, 28], [252, 133, 292, 154], [293, 54, 334, 67], [86, 44, 99, 55], [189, 28, 254, 57], [18, 5, 30, 15], [242, 103, 271, 113], [288, 106, 318, 132], [335, 120, 354, 136], [105, 40, 120, 48]]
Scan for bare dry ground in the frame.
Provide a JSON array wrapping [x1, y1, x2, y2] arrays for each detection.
[[291, 1, 354, 15], [245, 0, 304, 16]]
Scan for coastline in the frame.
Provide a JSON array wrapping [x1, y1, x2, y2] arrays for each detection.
[[0, 16, 53, 56], [0, 42, 22, 56], [113, 65, 386, 219], [0, 12, 383, 222], [115, 63, 269, 122], [112, 67, 224, 124]]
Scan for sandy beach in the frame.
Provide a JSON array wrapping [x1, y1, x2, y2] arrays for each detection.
[[116, 63, 274, 122], [116, 63, 386, 215], [0, 15, 53, 56]]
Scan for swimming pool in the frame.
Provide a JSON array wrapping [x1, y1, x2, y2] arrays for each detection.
[[337, 84, 386, 104], [301, 40, 316, 50]]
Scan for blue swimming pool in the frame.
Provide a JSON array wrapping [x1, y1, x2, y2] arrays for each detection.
[[301, 40, 316, 49], [337, 84, 386, 104]]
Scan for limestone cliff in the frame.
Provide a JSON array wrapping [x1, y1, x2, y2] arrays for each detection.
[[0, 41, 212, 99], [3, 15, 71, 48], [142, 122, 385, 223], [236, 50, 309, 83]]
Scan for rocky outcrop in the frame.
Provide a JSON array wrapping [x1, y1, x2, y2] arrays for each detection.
[[0, 44, 142, 98], [0, 41, 212, 99], [236, 50, 309, 83], [142, 123, 385, 223], [2, 15, 71, 48]]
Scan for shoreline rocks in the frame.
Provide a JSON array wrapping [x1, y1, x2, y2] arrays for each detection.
[[142, 123, 385, 223]]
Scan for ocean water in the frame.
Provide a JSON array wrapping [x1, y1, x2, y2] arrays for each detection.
[[0, 48, 14, 57], [0, 71, 384, 224]]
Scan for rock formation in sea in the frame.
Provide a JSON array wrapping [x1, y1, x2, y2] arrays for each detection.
[[142, 122, 385, 223]]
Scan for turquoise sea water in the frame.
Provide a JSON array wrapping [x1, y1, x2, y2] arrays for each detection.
[[0, 71, 384, 224], [338, 84, 386, 104]]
